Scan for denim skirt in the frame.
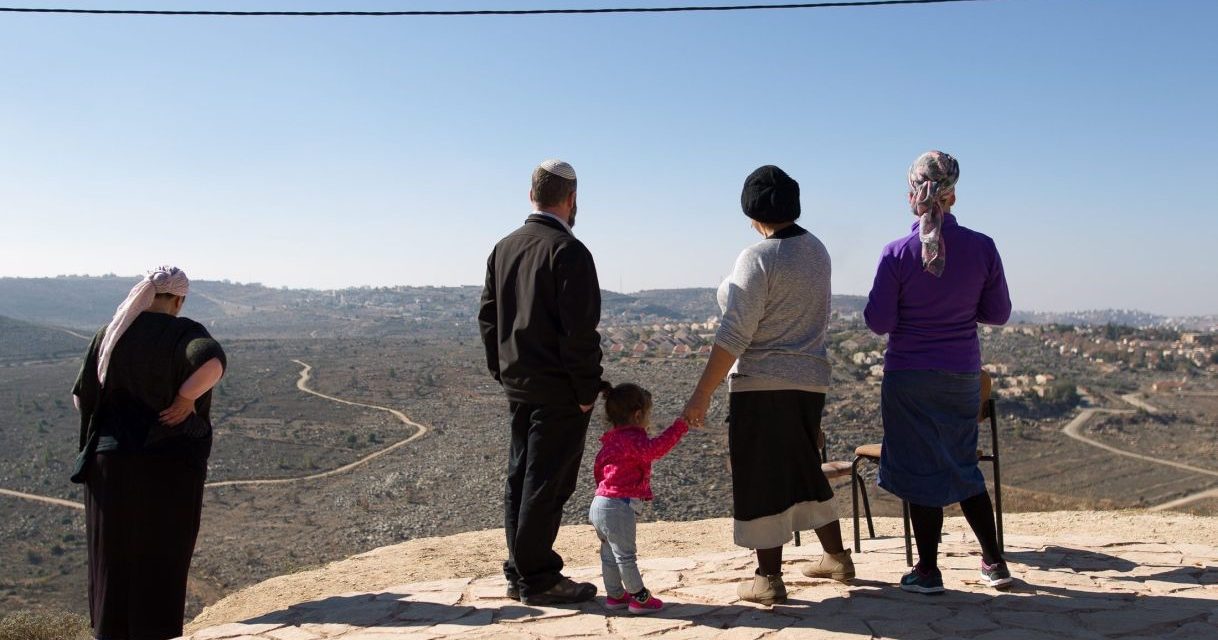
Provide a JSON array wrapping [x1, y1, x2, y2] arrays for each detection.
[[877, 369, 986, 508]]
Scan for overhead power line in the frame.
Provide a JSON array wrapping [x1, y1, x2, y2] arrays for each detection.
[[0, 0, 992, 18]]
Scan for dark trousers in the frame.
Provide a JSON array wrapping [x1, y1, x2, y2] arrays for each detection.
[[503, 402, 591, 597], [85, 452, 206, 640]]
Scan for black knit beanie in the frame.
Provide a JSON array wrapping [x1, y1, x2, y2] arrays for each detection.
[[740, 165, 800, 223]]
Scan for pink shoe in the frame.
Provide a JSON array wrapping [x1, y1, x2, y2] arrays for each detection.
[[604, 594, 630, 610], [628, 591, 663, 615]]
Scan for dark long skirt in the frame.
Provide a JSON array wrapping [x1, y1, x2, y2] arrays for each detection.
[[85, 452, 206, 640], [877, 369, 986, 508], [728, 389, 837, 549]]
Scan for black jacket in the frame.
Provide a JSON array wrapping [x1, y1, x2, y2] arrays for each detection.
[[479, 214, 603, 406]]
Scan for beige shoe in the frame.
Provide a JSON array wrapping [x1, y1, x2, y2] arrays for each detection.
[[801, 549, 855, 583], [737, 571, 787, 605]]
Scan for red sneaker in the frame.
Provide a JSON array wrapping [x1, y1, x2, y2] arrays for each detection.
[[604, 594, 630, 610], [628, 590, 663, 615]]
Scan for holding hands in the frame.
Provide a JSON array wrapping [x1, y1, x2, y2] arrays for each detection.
[[682, 392, 711, 429]]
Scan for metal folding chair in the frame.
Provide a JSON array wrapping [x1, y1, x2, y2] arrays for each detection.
[[850, 369, 1004, 565]]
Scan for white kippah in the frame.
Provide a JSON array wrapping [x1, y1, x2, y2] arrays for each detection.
[[537, 159, 576, 181]]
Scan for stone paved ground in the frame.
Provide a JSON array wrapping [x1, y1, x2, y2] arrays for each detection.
[[179, 529, 1218, 640]]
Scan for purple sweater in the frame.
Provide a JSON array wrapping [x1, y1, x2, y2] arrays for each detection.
[[864, 213, 1011, 372]]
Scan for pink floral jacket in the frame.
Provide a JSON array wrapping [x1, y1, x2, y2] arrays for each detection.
[[593, 419, 689, 500]]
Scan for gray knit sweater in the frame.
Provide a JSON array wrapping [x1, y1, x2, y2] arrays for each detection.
[[714, 225, 832, 393]]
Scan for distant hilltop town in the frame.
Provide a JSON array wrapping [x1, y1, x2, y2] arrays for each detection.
[[0, 276, 1214, 338]]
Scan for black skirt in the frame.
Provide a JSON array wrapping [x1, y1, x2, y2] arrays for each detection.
[[728, 390, 836, 547], [85, 451, 206, 640]]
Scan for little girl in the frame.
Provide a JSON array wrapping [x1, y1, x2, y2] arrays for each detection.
[[589, 383, 691, 614]]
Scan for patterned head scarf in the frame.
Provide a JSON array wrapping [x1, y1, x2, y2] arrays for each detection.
[[908, 150, 960, 277], [97, 266, 190, 385]]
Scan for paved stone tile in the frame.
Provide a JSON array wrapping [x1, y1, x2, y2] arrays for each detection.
[[991, 610, 1104, 638], [773, 591, 846, 616], [1079, 605, 1212, 636], [972, 630, 1063, 640], [496, 604, 584, 623], [1166, 621, 1218, 639], [298, 622, 357, 637], [836, 591, 945, 623], [390, 591, 465, 607], [668, 582, 741, 605], [526, 613, 609, 637], [713, 609, 796, 639], [640, 570, 684, 595], [931, 608, 1000, 634], [189, 535, 1218, 640], [606, 612, 691, 637], [394, 603, 474, 624], [444, 631, 533, 640], [424, 608, 494, 636], [295, 600, 403, 627], [334, 631, 438, 640], [767, 616, 872, 639], [264, 627, 324, 640], [193, 623, 285, 639], [467, 584, 514, 600]]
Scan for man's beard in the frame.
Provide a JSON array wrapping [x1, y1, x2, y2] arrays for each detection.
[[568, 202, 577, 228]]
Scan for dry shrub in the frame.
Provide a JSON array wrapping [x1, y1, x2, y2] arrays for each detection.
[[0, 610, 90, 640]]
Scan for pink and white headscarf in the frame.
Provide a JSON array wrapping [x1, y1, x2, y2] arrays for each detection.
[[908, 150, 960, 278], [97, 266, 190, 385]]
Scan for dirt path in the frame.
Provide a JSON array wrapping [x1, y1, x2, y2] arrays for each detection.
[[1061, 407, 1218, 478], [1061, 400, 1218, 511], [1152, 486, 1218, 511], [206, 359, 429, 488], [0, 359, 430, 508], [1119, 392, 1159, 413], [55, 327, 93, 341], [0, 487, 83, 510]]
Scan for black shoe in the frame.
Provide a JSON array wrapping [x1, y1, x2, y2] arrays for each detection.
[[521, 577, 597, 606], [506, 583, 521, 601], [900, 565, 945, 595]]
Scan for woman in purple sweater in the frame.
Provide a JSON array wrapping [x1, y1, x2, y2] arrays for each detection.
[[864, 151, 1013, 595]]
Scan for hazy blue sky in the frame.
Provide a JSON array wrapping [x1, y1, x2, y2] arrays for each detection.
[[2, 0, 1215, 315]]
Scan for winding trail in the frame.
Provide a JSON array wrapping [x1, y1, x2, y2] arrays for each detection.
[[1152, 486, 1218, 512], [0, 359, 430, 509], [1060, 399, 1218, 511], [0, 487, 83, 510], [1119, 392, 1159, 413], [205, 360, 429, 488], [55, 327, 93, 341], [1061, 408, 1218, 478]]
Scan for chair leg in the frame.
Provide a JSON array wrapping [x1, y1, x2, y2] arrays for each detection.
[[902, 500, 913, 567], [851, 457, 862, 553], [859, 472, 876, 539], [992, 460, 1004, 554], [794, 530, 801, 547]]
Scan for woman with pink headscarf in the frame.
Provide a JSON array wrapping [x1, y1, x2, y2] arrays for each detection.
[[71, 266, 226, 640], [865, 151, 1012, 595]]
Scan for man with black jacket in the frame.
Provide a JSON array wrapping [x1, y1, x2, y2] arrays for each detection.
[[478, 159, 604, 605]]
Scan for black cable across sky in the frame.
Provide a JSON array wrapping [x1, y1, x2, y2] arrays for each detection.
[[0, 0, 993, 17]]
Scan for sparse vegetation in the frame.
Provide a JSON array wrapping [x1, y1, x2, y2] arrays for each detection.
[[0, 610, 90, 640]]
